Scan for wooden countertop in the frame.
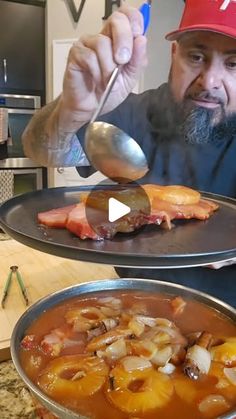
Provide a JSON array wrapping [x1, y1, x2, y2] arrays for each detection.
[[0, 238, 117, 361]]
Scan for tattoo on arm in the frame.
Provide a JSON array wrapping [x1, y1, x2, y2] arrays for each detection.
[[23, 97, 89, 167]]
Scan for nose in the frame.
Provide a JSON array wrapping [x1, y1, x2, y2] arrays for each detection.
[[197, 61, 223, 91]]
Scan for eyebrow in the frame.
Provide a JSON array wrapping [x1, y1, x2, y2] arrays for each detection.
[[178, 41, 209, 50], [224, 49, 236, 55], [192, 44, 208, 50], [181, 43, 236, 55]]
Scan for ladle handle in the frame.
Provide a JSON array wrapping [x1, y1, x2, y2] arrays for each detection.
[[90, 1, 151, 124], [90, 66, 121, 123]]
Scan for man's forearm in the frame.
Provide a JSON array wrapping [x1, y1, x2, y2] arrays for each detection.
[[22, 96, 89, 167]]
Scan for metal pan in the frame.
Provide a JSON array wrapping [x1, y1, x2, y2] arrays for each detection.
[[11, 278, 236, 419], [0, 186, 236, 268]]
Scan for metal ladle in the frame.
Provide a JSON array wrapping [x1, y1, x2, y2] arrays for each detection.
[[85, 1, 151, 182]]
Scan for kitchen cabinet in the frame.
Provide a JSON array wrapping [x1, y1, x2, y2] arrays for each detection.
[[0, 0, 45, 100]]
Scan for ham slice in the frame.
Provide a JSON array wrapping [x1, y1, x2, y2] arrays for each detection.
[[67, 205, 166, 240], [37, 185, 219, 240], [151, 198, 218, 226], [67, 203, 103, 240], [38, 204, 76, 228], [38, 202, 105, 239]]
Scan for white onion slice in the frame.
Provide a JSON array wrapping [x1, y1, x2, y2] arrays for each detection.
[[98, 297, 121, 308], [151, 345, 173, 367], [186, 345, 211, 375], [105, 338, 127, 360], [121, 356, 152, 372], [158, 363, 176, 375], [136, 315, 157, 327], [198, 394, 230, 414], [128, 318, 145, 337]]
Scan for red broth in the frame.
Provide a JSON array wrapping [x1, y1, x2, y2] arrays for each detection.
[[19, 291, 236, 419]]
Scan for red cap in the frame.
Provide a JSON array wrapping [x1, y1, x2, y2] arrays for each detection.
[[166, 0, 236, 41]]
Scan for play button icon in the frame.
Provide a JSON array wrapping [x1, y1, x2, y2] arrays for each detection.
[[84, 179, 151, 239], [108, 198, 131, 222]]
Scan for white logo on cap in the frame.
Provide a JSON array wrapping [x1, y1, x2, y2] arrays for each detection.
[[220, 0, 236, 10]]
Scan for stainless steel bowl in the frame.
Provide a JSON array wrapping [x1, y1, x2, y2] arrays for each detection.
[[11, 278, 236, 419]]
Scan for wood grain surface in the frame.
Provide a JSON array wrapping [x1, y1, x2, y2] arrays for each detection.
[[0, 239, 117, 361]]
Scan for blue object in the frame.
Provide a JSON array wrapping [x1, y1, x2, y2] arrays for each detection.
[[139, 1, 151, 34]]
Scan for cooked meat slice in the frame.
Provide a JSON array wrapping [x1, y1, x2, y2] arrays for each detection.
[[37, 185, 219, 240], [66, 203, 104, 240], [37, 204, 76, 228]]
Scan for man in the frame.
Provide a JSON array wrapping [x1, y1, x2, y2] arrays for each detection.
[[23, 0, 236, 306]]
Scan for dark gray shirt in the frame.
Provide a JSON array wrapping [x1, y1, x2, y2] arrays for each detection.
[[77, 84, 236, 307]]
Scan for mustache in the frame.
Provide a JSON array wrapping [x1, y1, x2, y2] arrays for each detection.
[[186, 91, 224, 106]]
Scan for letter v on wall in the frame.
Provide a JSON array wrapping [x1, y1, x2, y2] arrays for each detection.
[[64, 0, 87, 23]]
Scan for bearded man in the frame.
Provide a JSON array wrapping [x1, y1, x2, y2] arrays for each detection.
[[23, 0, 236, 306]]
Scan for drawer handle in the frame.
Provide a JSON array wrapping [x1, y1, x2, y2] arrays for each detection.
[[3, 59, 7, 83]]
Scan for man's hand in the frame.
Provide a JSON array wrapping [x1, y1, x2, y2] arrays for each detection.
[[60, 5, 148, 124], [23, 5, 148, 167], [207, 258, 236, 269]]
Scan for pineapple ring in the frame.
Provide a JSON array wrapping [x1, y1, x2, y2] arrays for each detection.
[[106, 364, 173, 414], [210, 338, 236, 366], [209, 362, 236, 401], [65, 306, 105, 331], [38, 355, 109, 401], [143, 184, 201, 205], [80, 184, 200, 210]]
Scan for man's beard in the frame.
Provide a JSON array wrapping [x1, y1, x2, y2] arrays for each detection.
[[177, 98, 236, 145], [148, 83, 236, 144], [179, 101, 223, 144]]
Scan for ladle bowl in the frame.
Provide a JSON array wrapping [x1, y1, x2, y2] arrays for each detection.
[[85, 121, 148, 182]]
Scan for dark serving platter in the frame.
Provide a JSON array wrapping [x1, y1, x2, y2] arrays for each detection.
[[0, 186, 236, 268]]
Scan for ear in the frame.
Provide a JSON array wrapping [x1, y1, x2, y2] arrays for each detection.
[[171, 41, 177, 57]]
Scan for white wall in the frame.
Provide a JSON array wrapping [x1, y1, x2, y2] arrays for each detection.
[[46, 0, 103, 101], [144, 0, 184, 90]]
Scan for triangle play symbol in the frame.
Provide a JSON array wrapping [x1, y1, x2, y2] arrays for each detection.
[[108, 198, 131, 223]]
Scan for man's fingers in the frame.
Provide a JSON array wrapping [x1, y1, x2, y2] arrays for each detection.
[[207, 258, 236, 269], [101, 6, 144, 65], [60, 4, 147, 115], [102, 11, 133, 64], [128, 35, 148, 70], [66, 5, 146, 87], [67, 41, 102, 85], [80, 34, 116, 87], [78, 29, 147, 90], [119, 5, 144, 36]]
